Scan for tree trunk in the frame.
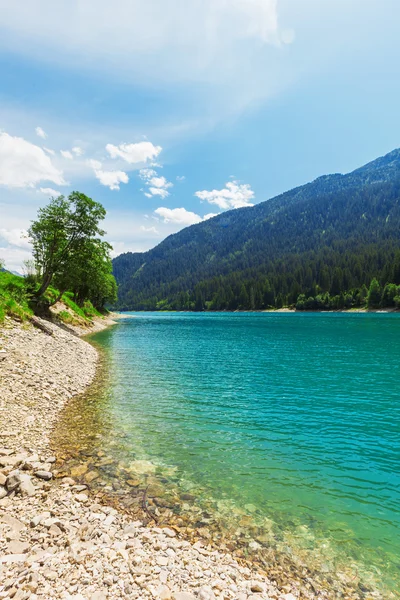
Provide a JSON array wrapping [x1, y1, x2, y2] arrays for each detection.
[[29, 316, 53, 335], [35, 272, 53, 299]]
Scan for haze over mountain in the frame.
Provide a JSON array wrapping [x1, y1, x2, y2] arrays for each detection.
[[112, 149, 400, 310]]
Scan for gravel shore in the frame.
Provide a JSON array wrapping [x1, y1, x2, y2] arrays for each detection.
[[0, 316, 295, 600]]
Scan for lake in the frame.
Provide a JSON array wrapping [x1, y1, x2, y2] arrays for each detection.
[[54, 312, 400, 597]]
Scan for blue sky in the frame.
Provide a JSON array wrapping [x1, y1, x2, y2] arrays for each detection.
[[1, 0, 399, 271]]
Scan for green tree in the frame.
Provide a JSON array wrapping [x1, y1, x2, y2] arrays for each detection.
[[52, 239, 117, 309], [319, 266, 331, 292], [238, 284, 249, 309], [356, 284, 368, 306], [367, 278, 381, 309], [263, 278, 275, 307], [194, 289, 205, 311], [296, 294, 307, 310], [29, 192, 106, 300], [381, 283, 398, 307], [330, 267, 343, 296]]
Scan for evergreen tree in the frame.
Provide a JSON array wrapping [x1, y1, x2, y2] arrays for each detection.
[[367, 278, 381, 308]]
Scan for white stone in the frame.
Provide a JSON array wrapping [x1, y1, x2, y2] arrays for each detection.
[[6, 469, 21, 491], [34, 470, 53, 480], [19, 473, 36, 496], [0, 554, 27, 564], [8, 540, 30, 554], [158, 586, 172, 600], [198, 586, 216, 600], [162, 528, 176, 538]]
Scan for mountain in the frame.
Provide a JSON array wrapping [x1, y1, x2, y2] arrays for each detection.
[[112, 149, 400, 311]]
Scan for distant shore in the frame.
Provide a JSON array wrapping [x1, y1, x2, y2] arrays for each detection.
[[116, 307, 400, 314]]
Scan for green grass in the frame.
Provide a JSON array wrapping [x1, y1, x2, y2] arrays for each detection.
[[82, 300, 103, 319], [61, 293, 87, 320], [61, 292, 104, 320], [0, 272, 33, 323], [0, 271, 105, 326], [56, 309, 80, 325]]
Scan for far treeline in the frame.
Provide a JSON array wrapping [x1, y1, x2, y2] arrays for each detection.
[[0, 192, 117, 324], [119, 245, 400, 312]]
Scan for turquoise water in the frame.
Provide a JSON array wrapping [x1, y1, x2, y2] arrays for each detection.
[[72, 313, 400, 594]]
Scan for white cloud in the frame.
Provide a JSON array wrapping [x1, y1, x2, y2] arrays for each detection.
[[0, 228, 31, 250], [0, 246, 32, 273], [139, 168, 173, 199], [154, 207, 203, 226], [176, 175, 185, 182], [88, 159, 102, 170], [88, 159, 128, 190], [195, 181, 255, 209], [139, 168, 157, 180], [203, 212, 219, 221], [97, 170, 129, 190], [149, 175, 172, 190], [43, 147, 55, 155], [140, 225, 159, 234], [35, 126, 47, 139], [148, 187, 170, 199], [0, 132, 65, 188], [109, 241, 133, 259], [0, 2, 286, 85], [106, 141, 162, 164], [39, 187, 61, 197], [60, 149, 73, 159], [72, 146, 84, 156]]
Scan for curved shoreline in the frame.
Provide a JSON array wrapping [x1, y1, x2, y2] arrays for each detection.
[[0, 315, 299, 600], [52, 319, 396, 600], [51, 355, 396, 600]]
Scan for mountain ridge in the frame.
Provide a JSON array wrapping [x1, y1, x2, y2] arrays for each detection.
[[113, 148, 400, 310]]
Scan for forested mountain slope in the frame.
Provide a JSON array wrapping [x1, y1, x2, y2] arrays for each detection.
[[113, 149, 400, 310]]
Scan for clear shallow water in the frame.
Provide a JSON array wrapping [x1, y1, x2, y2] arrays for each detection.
[[56, 313, 400, 596]]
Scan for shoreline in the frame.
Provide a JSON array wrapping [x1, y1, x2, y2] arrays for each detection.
[[50, 322, 396, 600], [0, 314, 297, 600], [116, 307, 400, 314]]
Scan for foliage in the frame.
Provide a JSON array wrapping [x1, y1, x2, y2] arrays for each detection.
[[1, 192, 117, 324], [29, 192, 116, 306], [53, 238, 117, 309], [28, 191, 117, 311], [367, 279, 381, 309], [113, 148, 400, 312], [295, 283, 400, 312]]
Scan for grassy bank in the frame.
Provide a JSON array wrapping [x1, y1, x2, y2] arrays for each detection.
[[0, 271, 105, 326]]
